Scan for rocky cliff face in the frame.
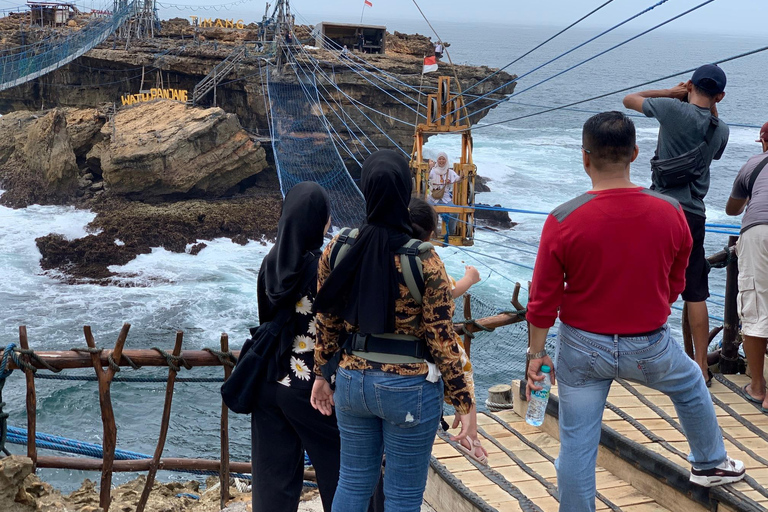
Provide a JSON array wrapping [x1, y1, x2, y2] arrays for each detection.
[[0, 102, 268, 207], [0, 35, 516, 164]]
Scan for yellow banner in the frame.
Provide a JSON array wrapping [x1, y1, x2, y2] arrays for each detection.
[[120, 88, 189, 106]]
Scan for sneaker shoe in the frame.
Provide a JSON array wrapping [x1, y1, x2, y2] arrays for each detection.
[[690, 457, 745, 487]]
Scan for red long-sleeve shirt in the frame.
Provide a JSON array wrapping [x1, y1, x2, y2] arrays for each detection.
[[527, 187, 692, 335]]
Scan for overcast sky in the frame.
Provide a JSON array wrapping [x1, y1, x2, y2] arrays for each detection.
[[287, 0, 764, 36]]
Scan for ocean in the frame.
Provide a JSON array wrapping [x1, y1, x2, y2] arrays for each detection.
[[2, 20, 767, 491]]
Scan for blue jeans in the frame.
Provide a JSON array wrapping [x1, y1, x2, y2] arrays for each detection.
[[332, 367, 443, 512], [555, 323, 726, 512]]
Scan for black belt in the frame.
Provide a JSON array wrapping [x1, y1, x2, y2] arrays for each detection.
[[347, 333, 434, 363]]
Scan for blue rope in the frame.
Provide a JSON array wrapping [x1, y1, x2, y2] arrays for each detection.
[[670, 304, 724, 323], [6, 426, 315, 484], [461, 0, 616, 97], [454, 0, 673, 117], [460, 0, 718, 122]]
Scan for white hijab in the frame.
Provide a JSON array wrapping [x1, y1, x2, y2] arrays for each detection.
[[433, 151, 450, 177]]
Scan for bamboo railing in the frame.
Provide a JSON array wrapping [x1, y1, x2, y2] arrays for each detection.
[[0, 283, 528, 511]]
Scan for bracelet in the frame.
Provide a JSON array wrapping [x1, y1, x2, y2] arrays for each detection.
[[526, 349, 547, 361]]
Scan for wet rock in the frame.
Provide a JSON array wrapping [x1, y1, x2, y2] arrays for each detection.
[[36, 194, 280, 282], [90, 101, 268, 200], [189, 242, 207, 255], [475, 203, 515, 229], [475, 175, 491, 193]]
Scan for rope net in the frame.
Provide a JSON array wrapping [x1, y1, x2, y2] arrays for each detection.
[[266, 67, 365, 228], [0, 1, 138, 91]]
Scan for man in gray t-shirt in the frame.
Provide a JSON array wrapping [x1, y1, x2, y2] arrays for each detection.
[[726, 122, 768, 409], [623, 64, 728, 387]]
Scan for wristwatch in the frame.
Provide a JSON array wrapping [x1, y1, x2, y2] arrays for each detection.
[[526, 348, 547, 361]]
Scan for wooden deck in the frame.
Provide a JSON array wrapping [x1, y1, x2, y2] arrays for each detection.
[[426, 375, 768, 512]]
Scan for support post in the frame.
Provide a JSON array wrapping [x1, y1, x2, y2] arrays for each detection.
[[19, 326, 36, 467], [85, 324, 130, 512], [463, 294, 472, 360], [219, 333, 232, 508], [136, 331, 184, 512], [721, 236, 740, 374]]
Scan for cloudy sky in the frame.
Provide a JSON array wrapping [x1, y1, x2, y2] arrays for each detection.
[[230, 0, 765, 36]]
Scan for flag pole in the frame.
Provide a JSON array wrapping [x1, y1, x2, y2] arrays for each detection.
[[413, 55, 426, 129], [360, 0, 365, 23]]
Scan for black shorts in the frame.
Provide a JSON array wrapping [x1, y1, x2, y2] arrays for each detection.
[[682, 210, 709, 302]]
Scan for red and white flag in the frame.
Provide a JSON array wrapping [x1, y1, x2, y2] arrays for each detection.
[[423, 56, 438, 74], [364, 0, 372, 6]]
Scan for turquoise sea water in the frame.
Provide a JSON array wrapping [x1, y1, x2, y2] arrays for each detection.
[[1, 19, 767, 491]]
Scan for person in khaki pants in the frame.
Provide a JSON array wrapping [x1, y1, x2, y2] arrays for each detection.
[[726, 121, 768, 410]]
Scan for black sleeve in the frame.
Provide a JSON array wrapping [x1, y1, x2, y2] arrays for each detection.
[[257, 265, 275, 324]]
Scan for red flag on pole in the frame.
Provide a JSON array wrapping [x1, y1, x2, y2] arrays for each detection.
[[364, 0, 372, 6], [423, 56, 438, 74]]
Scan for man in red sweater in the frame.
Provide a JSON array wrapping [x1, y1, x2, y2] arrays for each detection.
[[525, 111, 744, 512]]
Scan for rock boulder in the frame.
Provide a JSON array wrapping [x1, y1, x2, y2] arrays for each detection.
[[88, 101, 267, 199], [0, 109, 79, 207]]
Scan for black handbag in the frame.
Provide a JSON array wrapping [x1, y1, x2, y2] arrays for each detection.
[[221, 308, 293, 414], [651, 116, 718, 189]]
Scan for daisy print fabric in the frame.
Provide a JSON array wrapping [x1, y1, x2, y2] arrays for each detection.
[[280, 285, 319, 389], [290, 356, 311, 381]]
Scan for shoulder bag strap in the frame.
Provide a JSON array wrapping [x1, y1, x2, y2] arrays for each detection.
[[747, 156, 768, 198]]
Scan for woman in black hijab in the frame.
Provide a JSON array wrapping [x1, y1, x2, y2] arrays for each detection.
[[312, 151, 474, 512], [253, 181, 339, 512]]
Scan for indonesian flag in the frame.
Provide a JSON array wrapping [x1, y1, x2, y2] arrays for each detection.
[[423, 56, 438, 74], [364, 0, 372, 6]]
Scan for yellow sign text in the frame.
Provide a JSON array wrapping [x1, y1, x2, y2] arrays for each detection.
[[189, 16, 245, 29], [120, 88, 189, 106]]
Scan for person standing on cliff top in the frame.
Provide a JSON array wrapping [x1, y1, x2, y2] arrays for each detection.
[[623, 64, 729, 387], [434, 41, 443, 60], [526, 111, 744, 512]]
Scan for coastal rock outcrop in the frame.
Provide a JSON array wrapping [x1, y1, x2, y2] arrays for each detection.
[[0, 102, 268, 207], [87, 101, 267, 200], [0, 109, 79, 207]]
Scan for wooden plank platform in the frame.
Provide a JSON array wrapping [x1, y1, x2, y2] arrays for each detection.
[[426, 374, 768, 512], [427, 408, 675, 512]]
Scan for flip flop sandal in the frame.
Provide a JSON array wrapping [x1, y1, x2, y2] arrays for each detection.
[[742, 383, 767, 406], [456, 439, 488, 466]]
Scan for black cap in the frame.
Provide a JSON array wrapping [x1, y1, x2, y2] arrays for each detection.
[[691, 64, 726, 95]]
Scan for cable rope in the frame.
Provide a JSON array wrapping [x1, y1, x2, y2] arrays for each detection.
[[288, 42, 412, 156], [462, 0, 616, 96], [288, 27, 427, 120], [452, 0, 673, 117], [287, 53, 366, 167], [288, 47, 378, 158], [473, 43, 768, 130], [157, 0, 250, 10], [436, 242, 524, 289], [458, 0, 718, 122]]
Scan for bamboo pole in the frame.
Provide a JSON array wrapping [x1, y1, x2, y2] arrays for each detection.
[[0, 349, 239, 371], [220, 333, 232, 508], [18, 326, 36, 466], [85, 324, 130, 512], [136, 331, 184, 512]]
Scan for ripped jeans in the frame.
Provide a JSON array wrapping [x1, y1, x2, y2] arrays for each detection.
[[332, 367, 443, 512], [555, 322, 726, 512]]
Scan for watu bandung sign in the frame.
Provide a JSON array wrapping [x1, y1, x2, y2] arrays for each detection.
[[189, 16, 246, 29], [121, 88, 189, 106]]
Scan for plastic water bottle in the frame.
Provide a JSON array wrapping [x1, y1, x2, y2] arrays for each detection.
[[525, 365, 552, 427]]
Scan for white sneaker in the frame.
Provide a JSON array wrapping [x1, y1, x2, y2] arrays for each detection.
[[690, 457, 745, 487]]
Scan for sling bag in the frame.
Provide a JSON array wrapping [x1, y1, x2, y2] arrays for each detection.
[[651, 116, 719, 189]]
